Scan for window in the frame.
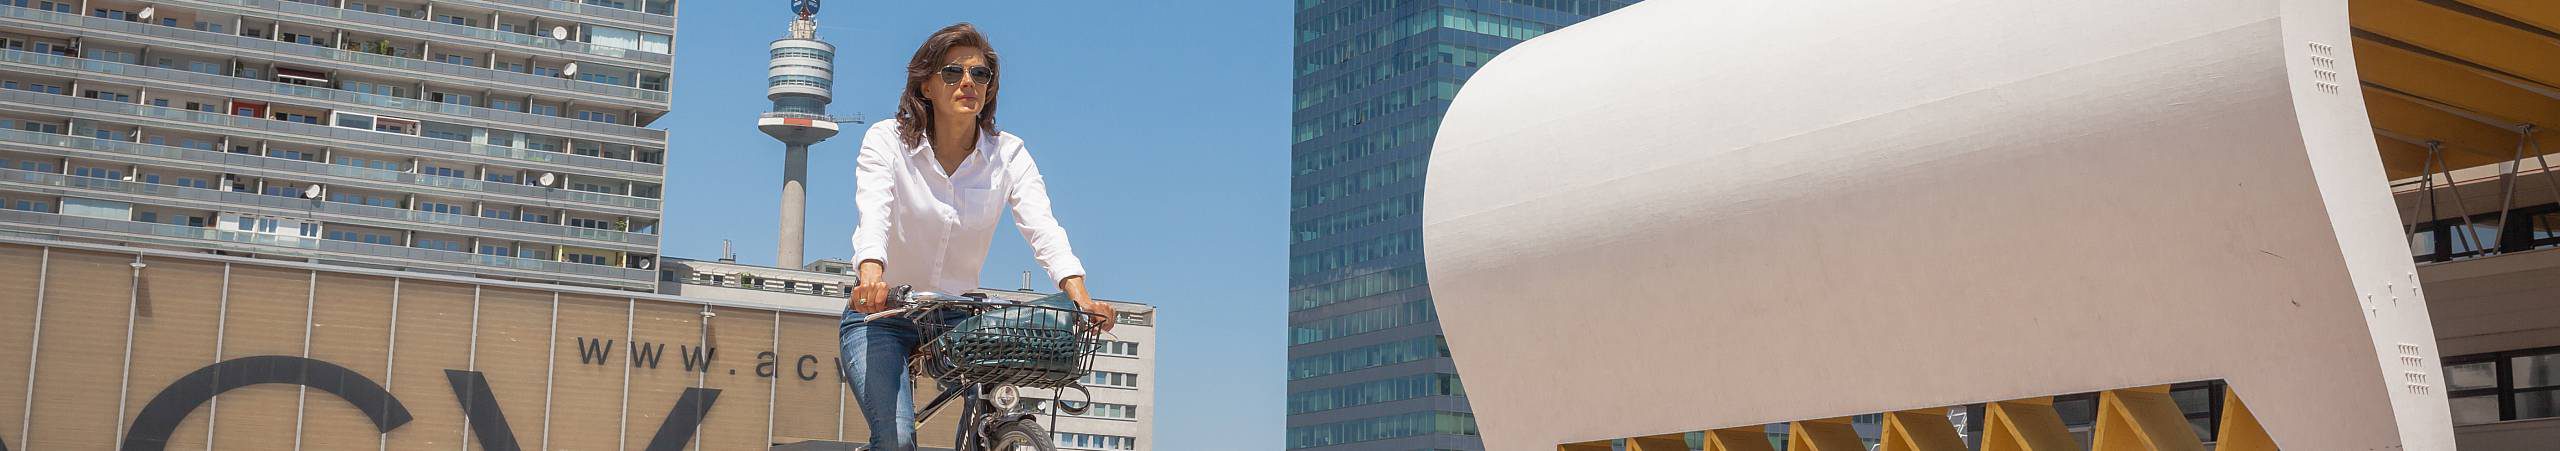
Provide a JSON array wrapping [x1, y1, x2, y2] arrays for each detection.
[[14, 160, 57, 173], [7, 199, 53, 213], [2448, 347, 2560, 425], [416, 238, 464, 252], [171, 177, 212, 189], [568, 218, 614, 230], [576, 110, 622, 125], [489, 99, 523, 112], [70, 166, 124, 180], [565, 252, 615, 266], [334, 156, 399, 171], [480, 208, 516, 220], [1082, 371, 1137, 388], [420, 164, 469, 178], [1092, 340, 1140, 357], [82, 89, 134, 102], [1051, 432, 1137, 451], [478, 245, 514, 257], [527, 104, 561, 116], [418, 201, 466, 215], [325, 230, 401, 245]]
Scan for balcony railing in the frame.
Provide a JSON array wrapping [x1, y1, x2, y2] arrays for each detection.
[[0, 165, 656, 247], [0, 128, 670, 235], [0, 207, 655, 283], [188, 0, 673, 66], [0, 49, 666, 142], [0, 5, 669, 105], [482, 0, 675, 30], [0, 89, 666, 182]]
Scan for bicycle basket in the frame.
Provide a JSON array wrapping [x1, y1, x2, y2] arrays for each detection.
[[927, 294, 1099, 388]]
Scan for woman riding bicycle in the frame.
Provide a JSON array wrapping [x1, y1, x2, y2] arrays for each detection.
[[841, 22, 1116, 451]]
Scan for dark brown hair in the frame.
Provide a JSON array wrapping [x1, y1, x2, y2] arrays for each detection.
[[896, 22, 999, 148]]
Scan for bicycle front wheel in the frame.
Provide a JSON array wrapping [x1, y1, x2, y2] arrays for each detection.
[[985, 420, 1053, 451]]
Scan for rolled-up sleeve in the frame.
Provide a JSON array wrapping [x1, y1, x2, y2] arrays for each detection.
[[1004, 144, 1085, 285], [849, 127, 897, 266]]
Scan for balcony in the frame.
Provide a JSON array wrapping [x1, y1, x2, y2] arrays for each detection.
[[0, 48, 667, 143], [0, 165, 656, 248], [190, 0, 673, 66], [0, 207, 656, 286], [0, 89, 666, 181], [480, 0, 674, 30], [0, 129, 663, 230], [0, 5, 670, 106]]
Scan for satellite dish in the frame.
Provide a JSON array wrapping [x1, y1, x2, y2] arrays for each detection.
[[138, 6, 155, 20], [302, 184, 322, 199], [538, 172, 558, 187], [551, 26, 571, 40], [561, 62, 580, 77], [635, 257, 655, 270]]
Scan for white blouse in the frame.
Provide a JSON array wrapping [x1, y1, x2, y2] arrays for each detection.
[[849, 120, 1084, 295]]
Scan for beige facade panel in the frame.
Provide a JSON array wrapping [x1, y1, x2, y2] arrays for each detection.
[[623, 301, 702, 449], [547, 293, 632, 449], [1424, 0, 2452, 449], [210, 264, 310, 450], [0, 244, 44, 450], [772, 311, 844, 443], [385, 280, 477, 451], [302, 272, 399, 450], [28, 249, 133, 450], [476, 286, 560, 450], [698, 307, 779, 451], [121, 256, 227, 451], [0, 238, 1081, 450]]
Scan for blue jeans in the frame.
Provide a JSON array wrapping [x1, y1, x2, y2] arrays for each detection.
[[839, 307, 967, 451]]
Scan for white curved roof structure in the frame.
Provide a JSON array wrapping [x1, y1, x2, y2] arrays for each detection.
[[1423, 0, 2458, 449]]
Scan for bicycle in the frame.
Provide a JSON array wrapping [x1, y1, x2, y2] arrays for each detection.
[[860, 285, 1107, 451]]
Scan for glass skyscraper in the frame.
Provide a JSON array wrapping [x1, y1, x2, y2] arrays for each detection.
[[1288, 1, 1635, 449]]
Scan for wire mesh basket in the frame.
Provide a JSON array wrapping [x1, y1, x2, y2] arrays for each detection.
[[918, 294, 1102, 389]]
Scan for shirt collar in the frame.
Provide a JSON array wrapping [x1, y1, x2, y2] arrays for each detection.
[[908, 125, 998, 158]]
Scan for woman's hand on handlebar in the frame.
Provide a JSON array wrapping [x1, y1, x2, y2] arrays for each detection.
[[1061, 275, 1114, 333], [849, 260, 890, 314]]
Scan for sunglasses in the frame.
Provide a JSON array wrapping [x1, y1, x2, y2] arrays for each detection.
[[939, 64, 995, 85]]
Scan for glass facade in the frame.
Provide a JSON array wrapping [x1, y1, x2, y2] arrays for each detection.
[[1287, 1, 1636, 449]]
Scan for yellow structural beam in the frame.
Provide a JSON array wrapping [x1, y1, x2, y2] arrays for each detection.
[[2355, 38, 2560, 131], [1704, 427, 1777, 451], [2375, 134, 2437, 180], [2363, 87, 2526, 168], [1879, 409, 1967, 451], [2351, 0, 2560, 89], [1786, 418, 1866, 451], [1627, 434, 1689, 451], [2217, 387, 2280, 451], [2459, 0, 2560, 37], [1982, 398, 2079, 451], [2093, 386, 2205, 451], [1559, 441, 1612, 451]]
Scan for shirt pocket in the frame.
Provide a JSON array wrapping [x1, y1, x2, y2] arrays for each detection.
[[958, 186, 1004, 225]]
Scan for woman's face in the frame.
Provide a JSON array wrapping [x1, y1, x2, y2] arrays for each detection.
[[926, 45, 991, 124]]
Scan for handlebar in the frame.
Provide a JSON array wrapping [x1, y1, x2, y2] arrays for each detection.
[[858, 285, 1105, 326]]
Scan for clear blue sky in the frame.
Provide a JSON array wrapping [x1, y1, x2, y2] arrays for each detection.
[[657, 1, 1292, 449]]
